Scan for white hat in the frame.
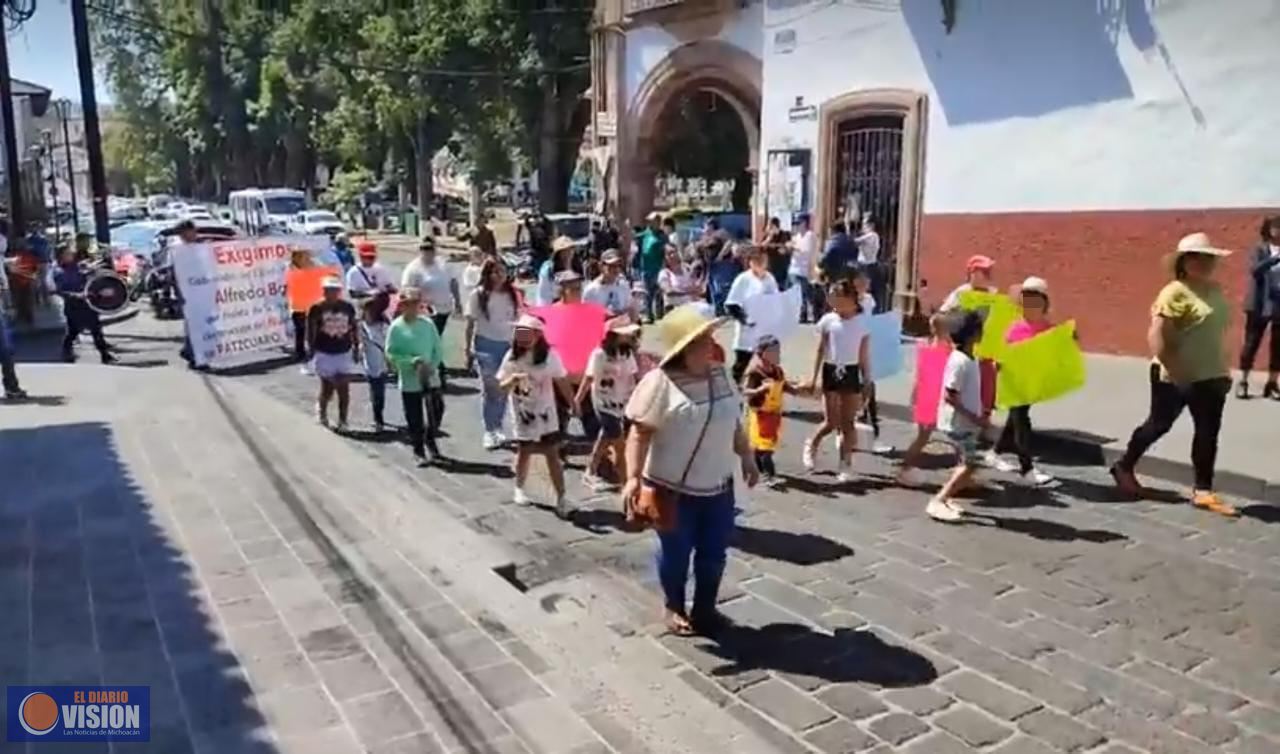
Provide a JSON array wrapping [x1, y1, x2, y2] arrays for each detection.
[[1164, 232, 1233, 274], [1019, 276, 1049, 295], [513, 313, 545, 332], [321, 276, 343, 290], [606, 315, 641, 336]]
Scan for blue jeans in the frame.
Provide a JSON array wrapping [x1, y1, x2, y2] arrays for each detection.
[[367, 375, 388, 426], [655, 486, 735, 616], [472, 334, 509, 433], [643, 274, 662, 322]]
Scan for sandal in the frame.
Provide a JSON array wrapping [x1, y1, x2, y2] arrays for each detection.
[[665, 610, 695, 637], [1191, 491, 1238, 518]]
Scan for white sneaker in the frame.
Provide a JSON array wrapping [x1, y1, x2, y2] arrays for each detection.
[[836, 463, 854, 483], [483, 432, 501, 450], [896, 467, 923, 487], [802, 440, 817, 472], [513, 487, 532, 506], [1026, 468, 1058, 487], [873, 442, 895, 456], [927, 497, 963, 522], [555, 496, 572, 519], [983, 450, 1017, 473]]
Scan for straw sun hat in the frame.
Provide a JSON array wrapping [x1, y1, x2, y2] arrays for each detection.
[[1164, 232, 1232, 274], [551, 235, 576, 252], [656, 303, 729, 366]]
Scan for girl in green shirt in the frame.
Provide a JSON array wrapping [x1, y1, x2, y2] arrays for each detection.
[[385, 290, 444, 465]]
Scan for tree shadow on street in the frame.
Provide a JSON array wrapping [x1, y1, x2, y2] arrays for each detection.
[[703, 623, 938, 688]]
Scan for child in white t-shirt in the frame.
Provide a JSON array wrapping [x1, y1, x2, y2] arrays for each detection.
[[576, 318, 641, 492], [802, 280, 870, 482], [928, 310, 988, 522], [498, 314, 576, 517]]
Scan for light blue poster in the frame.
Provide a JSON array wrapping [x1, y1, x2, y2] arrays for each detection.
[[867, 311, 903, 381]]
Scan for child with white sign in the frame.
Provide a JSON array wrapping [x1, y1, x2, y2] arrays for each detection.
[[724, 245, 779, 384], [802, 280, 870, 483]]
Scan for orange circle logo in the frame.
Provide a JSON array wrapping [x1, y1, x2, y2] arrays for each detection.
[[18, 692, 59, 735]]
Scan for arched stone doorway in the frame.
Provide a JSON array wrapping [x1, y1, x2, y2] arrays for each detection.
[[619, 39, 762, 225]]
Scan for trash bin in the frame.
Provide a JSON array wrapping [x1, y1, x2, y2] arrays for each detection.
[[401, 209, 419, 237]]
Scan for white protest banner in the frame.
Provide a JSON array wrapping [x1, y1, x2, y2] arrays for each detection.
[[866, 311, 904, 381], [742, 285, 804, 347], [174, 235, 331, 368]]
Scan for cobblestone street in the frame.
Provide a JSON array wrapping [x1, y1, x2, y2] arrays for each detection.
[[4, 312, 1280, 753]]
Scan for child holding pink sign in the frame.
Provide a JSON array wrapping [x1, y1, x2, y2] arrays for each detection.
[[896, 315, 950, 487]]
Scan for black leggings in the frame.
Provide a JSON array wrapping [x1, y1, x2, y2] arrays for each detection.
[[432, 313, 450, 387], [755, 450, 776, 477], [732, 349, 752, 385], [1238, 312, 1280, 376], [402, 389, 442, 456], [995, 406, 1035, 474], [292, 312, 308, 359], [1118, 364, 1229, 490]]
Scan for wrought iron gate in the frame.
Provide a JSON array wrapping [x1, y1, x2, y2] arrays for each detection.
[[833, 115, 905, 305]]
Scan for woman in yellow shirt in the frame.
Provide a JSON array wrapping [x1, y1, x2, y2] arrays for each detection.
[[1111, 233, 1236, 516]]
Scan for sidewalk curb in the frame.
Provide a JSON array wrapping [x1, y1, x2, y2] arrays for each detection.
[[876, 400, 1278, 504]]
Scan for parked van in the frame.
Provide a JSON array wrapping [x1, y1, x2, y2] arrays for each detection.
[[228, 188, 308, 235]]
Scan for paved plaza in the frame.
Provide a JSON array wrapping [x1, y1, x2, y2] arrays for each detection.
[[3, 311, 1280, 753]]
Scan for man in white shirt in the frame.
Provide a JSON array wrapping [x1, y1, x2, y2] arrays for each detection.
[[787, 214, 818, 323], [582, 249, 634, 317], [724, 244, 779, 383], [346, 242, 397, 299], [400, 237, 460, 387]]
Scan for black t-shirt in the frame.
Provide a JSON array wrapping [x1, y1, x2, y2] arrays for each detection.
[[307, 300, 357, 355]]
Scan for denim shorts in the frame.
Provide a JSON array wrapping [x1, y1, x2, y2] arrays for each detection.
[[945, 429, 981, 467]]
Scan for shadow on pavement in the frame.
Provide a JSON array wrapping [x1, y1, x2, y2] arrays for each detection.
[[436, 457, 515, 479], [0, 422, 269, 752], [965, 513, 1127, 543], [1, 394, 66, 407], [1239, 504, 1280, 524], [706, 623, 938, 688], [731, 527, 854, 566]]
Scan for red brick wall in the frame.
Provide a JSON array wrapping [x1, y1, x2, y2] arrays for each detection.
[[917, 209, 1273, 357]]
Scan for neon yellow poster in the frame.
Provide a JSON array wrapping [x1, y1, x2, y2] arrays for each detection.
[[957, 290, 1021, 361], [995, 321, 1086, 409]]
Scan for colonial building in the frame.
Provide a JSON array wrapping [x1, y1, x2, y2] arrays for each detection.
[[593, 0, 1280, 355], [590, 0, 763, 224]]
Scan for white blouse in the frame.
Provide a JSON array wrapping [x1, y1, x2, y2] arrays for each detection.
[[625, 366, 742, 497]]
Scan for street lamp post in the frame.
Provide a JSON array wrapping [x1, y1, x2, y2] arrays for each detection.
[[37, 130, 59, 244], [55, 100, 78, 232]]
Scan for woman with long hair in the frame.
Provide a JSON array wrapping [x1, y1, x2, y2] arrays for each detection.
[[1112, 233, 1237, 517], [465, 258, 522, 450], [623, 305, 759, 637]]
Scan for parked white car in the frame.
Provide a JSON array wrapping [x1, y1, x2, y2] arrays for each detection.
[[289, 210, 346, 237]]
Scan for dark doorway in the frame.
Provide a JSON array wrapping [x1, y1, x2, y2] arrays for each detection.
[[652, 89, 752, 213]]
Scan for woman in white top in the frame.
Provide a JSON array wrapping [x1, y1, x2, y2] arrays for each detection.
[[400, 238, 460, 387], [464, 258, 522, 449], [657, 245, 702, 313], [623, 304, 759, 637], [723, 245, 779, 384], [803, 279, 870, 482]]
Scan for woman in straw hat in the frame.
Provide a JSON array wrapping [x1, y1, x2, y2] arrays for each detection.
[[623, 304, 759, 636], [535, 236, 581, 307], [1111, 232, 1237, 517]]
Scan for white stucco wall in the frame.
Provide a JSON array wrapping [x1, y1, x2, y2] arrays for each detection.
[[761, 0, 1280, 214], [623, 0, 765, 112]]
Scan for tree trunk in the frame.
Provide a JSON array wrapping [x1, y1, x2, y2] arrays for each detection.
[[414, 115, 433, 220], [468, 170, 481, 227], [537, 78, 564, 212]]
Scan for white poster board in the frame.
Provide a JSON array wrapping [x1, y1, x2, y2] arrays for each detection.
[[742, 286, 804, 347], [174, 235, 331, 368]]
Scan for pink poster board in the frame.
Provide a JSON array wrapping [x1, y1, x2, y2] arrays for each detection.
[[528, 302, 608, 375], [913, 344, 952, 426]]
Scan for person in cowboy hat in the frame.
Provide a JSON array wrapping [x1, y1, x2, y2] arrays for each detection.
[[583, 249, 635, 318], [401, 235, 460, 388], [307, 275, 360, 432], [623, 303, 759, 636], [535, 236, 580, 306], [1112, 232, 1237, 517], [345, 240, 397, 299]]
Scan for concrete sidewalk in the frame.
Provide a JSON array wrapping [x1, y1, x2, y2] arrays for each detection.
[[751, 326, 1280, 503], [0, 364, 775, 754]]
